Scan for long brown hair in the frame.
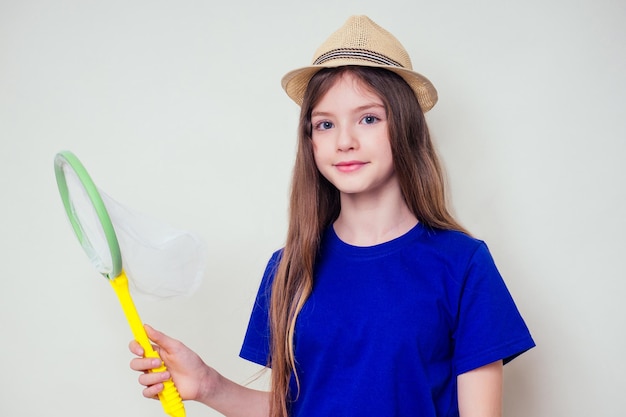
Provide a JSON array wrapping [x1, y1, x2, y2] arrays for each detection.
[[268, 66, 466, 417]]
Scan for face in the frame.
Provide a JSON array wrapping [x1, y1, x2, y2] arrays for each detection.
[[310, 72, 398, 200]]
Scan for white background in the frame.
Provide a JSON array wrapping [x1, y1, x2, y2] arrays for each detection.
[[1, 1, 624, 416]]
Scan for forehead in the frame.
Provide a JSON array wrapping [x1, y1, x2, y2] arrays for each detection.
[[313, 71, 384, 109]]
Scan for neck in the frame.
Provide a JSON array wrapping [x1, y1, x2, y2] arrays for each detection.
[[333, 190, 418, 247]]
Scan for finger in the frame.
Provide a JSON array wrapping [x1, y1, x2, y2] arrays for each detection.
[[144, 324, 167, 345], [144, 324, 181, 353], [128, 340, 144, 356], [138, 369, 171, 388], [130, 357, 163, 372], [142, 382, 164, 399]]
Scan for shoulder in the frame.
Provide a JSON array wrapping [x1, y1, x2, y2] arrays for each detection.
[[254, 248, 284, 295], [417, 225, 487, 259], [407, 226, 503, 286], [266, 248, 284, 271]]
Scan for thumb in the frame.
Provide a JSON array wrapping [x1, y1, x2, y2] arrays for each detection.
[[143, 325, 187, 365], [144, 324, 174, 350]]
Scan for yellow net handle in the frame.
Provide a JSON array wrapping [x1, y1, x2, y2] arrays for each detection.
[[110, 271, 186, 417]]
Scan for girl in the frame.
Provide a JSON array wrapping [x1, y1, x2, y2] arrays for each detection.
[[130, 15, 535, 417]]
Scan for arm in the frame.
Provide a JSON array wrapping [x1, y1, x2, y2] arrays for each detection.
[[457, 360, 503, 417], [129, 325, 269, 417]]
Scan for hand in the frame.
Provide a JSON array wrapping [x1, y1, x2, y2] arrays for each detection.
[[129, 324, 215, 402]]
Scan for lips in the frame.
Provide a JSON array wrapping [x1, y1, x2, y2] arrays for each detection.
[[334, 160, 368, 172]]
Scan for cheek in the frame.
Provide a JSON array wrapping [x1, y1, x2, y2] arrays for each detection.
[[311, 143, 335, 180], [311, 140, 327, 163], [310, 140, 323, 170], [313, 152, 325, 172], [311, 139, 319, 154], [379, 143, 396, 174]]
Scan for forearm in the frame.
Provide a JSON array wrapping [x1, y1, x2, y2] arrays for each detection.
[[198, 370, 270, 417], [457, 360, 503, 417]]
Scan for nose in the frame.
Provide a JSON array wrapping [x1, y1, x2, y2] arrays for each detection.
[[336, 125, 358, 152]]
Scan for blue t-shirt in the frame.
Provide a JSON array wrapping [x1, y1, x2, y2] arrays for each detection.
[[240, 223, 535, 416]]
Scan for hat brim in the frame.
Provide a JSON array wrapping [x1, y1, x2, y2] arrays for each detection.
[[281, 61, 438, 112]]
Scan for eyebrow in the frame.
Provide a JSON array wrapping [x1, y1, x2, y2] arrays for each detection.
[[311, 103, 385, 118]]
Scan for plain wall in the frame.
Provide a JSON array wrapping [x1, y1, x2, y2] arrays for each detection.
[[1, 1, 624, 416]]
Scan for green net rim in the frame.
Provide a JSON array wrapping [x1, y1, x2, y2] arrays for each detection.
[[54, 151, 122, 279]]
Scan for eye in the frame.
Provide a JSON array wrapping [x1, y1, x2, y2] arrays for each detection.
[[313, 120, 334, 131], [361, 115, 379, 125]]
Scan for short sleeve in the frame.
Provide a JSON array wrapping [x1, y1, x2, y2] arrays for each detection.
[[452, 243, 535, 375], [239, 250, 282, 366]]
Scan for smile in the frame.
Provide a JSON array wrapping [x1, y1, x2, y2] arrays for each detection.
[[334, 161, 368, 173]]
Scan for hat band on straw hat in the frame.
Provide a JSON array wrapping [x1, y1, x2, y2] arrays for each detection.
[[281, 15, 438, 112], [314, 48, 403, 68]]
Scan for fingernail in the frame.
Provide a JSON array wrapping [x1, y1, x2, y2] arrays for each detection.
[[152, 359, 162, 367]]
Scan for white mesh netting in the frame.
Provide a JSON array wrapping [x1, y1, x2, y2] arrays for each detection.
[[64, 164, 115, 276], [101, 192, 206, 298]]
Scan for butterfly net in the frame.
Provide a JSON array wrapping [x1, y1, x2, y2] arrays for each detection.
[[101, 192, 206, 298]]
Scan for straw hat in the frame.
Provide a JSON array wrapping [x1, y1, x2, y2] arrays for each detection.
[[281, 15, 438, 112]]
